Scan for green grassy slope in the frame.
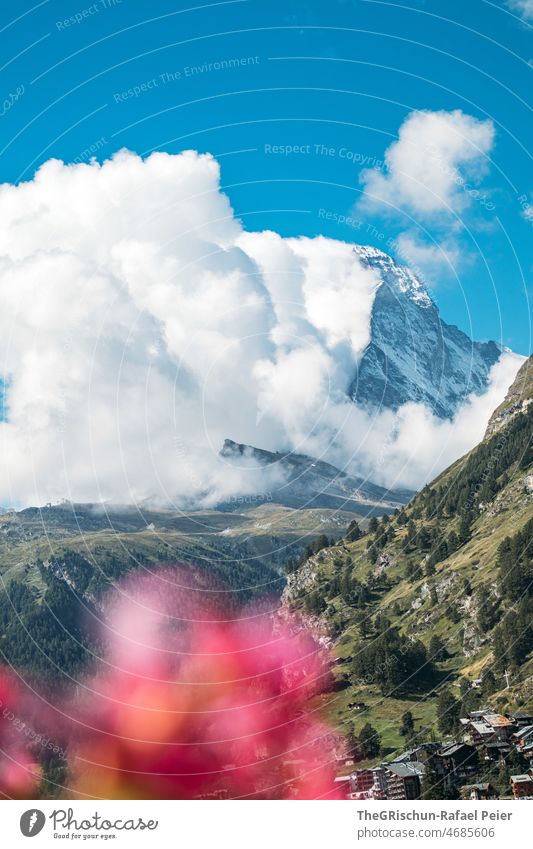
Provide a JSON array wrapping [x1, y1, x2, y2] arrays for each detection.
[[0, 502, 360, 689], [0, 502, 361, 584], [286, 357, 533, 765]]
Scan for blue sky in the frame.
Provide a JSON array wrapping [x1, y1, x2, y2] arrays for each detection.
[[1, 0, 532, 354]]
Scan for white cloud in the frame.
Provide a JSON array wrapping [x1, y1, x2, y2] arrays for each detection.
[[238, 232, 380, 356], [508, 1, 533, 21], [360, 109, 495, 218], [309, 351, 524, 493], [0, 150, 520, 507]]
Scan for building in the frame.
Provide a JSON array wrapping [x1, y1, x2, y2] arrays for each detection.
[[337, 710, 533, 802], [510, 773, 533, 799], [467, 720, 495, 746], [480, 741, 511, 762], [370, 767, 388, 800], [512, 725, 533, 750], [349, 769, 374, 796], [468, 709, 492, 720], [482, 713, 515, 741], [394, 742, 441, 765], [439, 742, 478, 778], [384, 761, 425, 800], [509, 712, 533, 729], [520, 743, 533, 765], [460, 783, 497, 800], [464, 710, 515, 742], [345, 767, 388, 800]]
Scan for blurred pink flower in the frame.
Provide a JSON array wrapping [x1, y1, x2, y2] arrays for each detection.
[[0, 671, 40, 798], [66, 568, 341, 800]]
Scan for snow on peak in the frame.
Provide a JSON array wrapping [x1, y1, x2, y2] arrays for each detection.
[[352, 244, 433, 308]]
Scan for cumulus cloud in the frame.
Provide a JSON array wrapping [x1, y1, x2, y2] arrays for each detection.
[[0, 150, 520, 507], [305, 351, 524, 492], [360, 109, 495, 217], [508, 0, 533, 21]]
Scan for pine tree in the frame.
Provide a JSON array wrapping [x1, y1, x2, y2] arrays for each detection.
[[340, 568, 352, 601], [368, 517, 379, 534], [476, 585, 499, 631], [399, 710, 415, 738], [359, 723, 381, 759], [498, 519, 533, 602], [346, 519, 362, 542], [425, 559, 436, 577], [345, 722, 358, 757], [481, 668, 496, 696], [355, 610, 371, 639], [418, 525, 432, 551], [458, 511, 473, 545], [429, 634, 447, 662], [437, 689, 459, 735], [367, 545, 378, 565], [446, 531, 459, 554], [405, 520, 417, 549]]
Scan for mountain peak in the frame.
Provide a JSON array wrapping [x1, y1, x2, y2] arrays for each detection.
[[353, 244, 432, 308], [349, 245, 501, 419]]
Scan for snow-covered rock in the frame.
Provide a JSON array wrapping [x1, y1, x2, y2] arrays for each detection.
[[350, 246, 501, 419]]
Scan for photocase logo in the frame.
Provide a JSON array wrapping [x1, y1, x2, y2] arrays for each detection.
[[20, 809, 46, 837]]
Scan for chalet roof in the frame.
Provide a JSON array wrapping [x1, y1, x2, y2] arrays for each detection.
[[470, 721, 493, 735], [440, 742, 472, 756], [394, 743, 441, 762], [386, 761, 425, 779], [515, 725, 533, 738], [483, 713, 514, 728], [393, 752, 412, 763], [386, 763, 412, 778]]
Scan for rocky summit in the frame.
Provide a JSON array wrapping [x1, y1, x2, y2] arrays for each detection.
[[349, 246, 501, 418]]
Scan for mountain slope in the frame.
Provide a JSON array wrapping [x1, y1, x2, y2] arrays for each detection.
[[485, 354, 533, 437], [0, 438, 411, 688], [350, 246, 501, 418], [286, 355, 533, 758], [219, 439, 412, 514], [0, 500, 358, 585], [0, 499, 361, 689]]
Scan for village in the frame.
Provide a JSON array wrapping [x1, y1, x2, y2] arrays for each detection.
[[334, 708, 533, 801]]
